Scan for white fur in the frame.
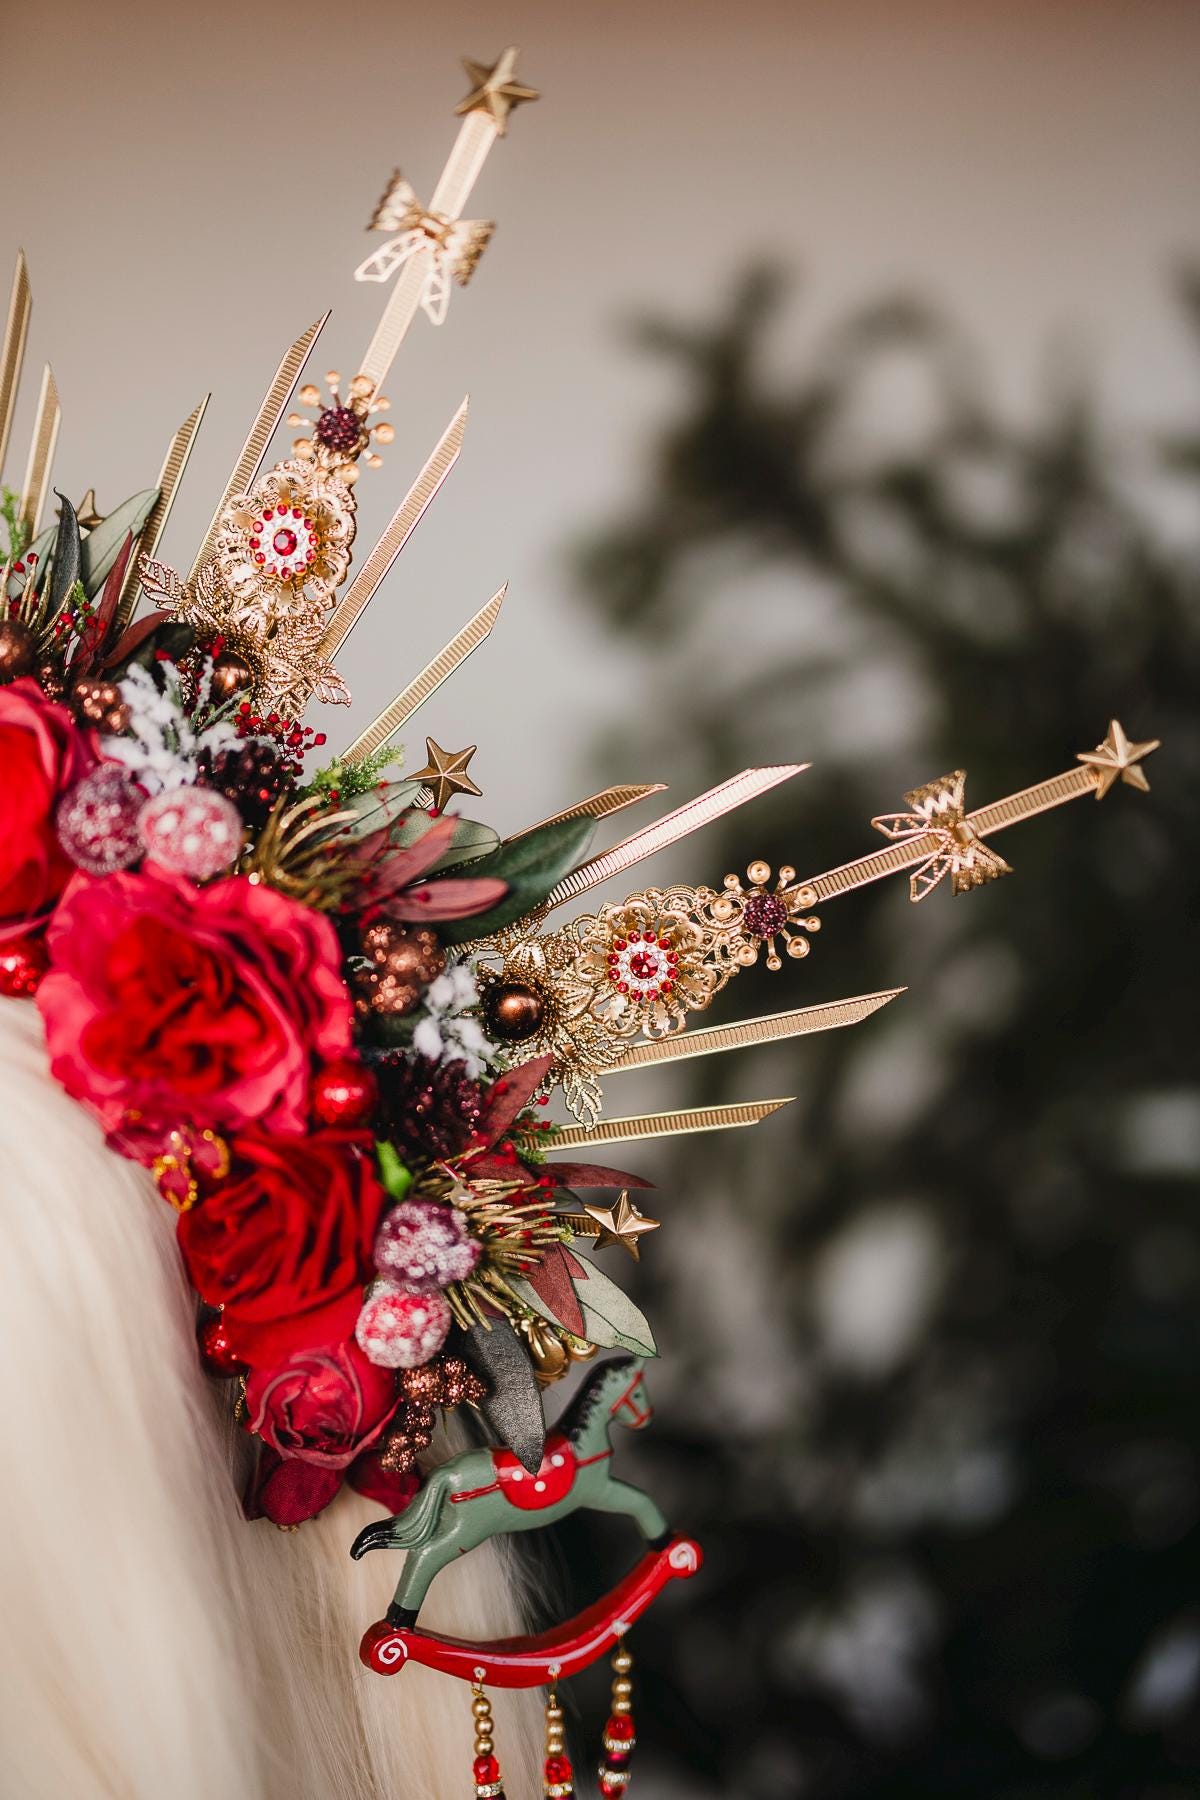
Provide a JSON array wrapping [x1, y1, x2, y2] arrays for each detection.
[[0, 998, 542, 1798]]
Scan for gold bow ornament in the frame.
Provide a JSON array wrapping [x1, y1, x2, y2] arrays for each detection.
[[354, 172, 494, 325], [871, 770, 1012, 903]]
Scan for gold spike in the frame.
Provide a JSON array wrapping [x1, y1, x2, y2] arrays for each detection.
[[0, 251, 32, 482], [115, 396, 209, 632], [340, 585, 506, 765], [506, 785, 668, 843], [548, 1097, 794, 1152], [188, 313, 329, 582], [606, 990, 905, 1074], [18, 365, 60, 537], [541, 766, 808, 915], [804, 724, 1161, 907], [315, 397, 468, 661]]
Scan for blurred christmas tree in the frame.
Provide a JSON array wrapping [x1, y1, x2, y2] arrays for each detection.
[[558, 268, 1200, 1797]]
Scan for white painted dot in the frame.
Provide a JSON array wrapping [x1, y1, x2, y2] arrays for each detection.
[[534, 1480, 546, 1492], [551, 1454, 564, 1467]]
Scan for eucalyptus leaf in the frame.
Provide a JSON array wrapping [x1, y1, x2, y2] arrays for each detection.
[[452, 1320, 546, 1473], [337, 780, 424, 839], [48, 494, 81, 614], [79, 488, 158, 596], [567, 1254, 658, 1357], [425, 817, 500, 873], [439, 814, 597, 945]]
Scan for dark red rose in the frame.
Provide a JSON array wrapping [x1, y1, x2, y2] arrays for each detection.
[[37, 866, 352, 1157], [178, 1130, 387, 1365], [0, 678, 96, 941], [243, 1339, 399, 1470], [244, 1442, 421, 1526]]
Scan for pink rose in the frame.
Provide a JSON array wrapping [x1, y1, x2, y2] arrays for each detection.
[[0, 678, 96, 941], [37, 867, 352, 1155], [245, 1340, 399, 1470]]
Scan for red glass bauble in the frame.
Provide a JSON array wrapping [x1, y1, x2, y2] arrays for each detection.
[[197, 1312, 247, 1377], [310, 1056, 379, 1127], [0, 934, 49, 997], [472, 1754, 500, 1783]]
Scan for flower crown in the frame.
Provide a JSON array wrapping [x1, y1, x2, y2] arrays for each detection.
[[0, 45, 1158, 1782]]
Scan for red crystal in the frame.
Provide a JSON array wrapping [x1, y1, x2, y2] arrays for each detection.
[[629, 949, 660, 980], [544, 1755, 573, 1782], [473, 1754, 500, 1782], [605, 1715, 636, 1741], [0, 934, 48, 997], [742, 892, 788, 937], [197, 1312, 246, 1377], [272, 527, 298, 557], [310, 1057, 379, 1127]]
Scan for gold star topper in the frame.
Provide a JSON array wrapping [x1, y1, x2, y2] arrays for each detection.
[[413, 736, 483, 812], [456, 46, 539, 134], [582, 1192, 662, 1261], [1077, 718, 1161, 799]]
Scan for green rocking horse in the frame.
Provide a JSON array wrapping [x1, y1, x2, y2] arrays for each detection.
[[353, 1356, 671, 1627]]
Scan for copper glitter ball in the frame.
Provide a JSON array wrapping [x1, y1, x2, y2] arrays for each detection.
[[0, 618, 35, 682], [483, 979, 545, 1043], [71, 676, 123, 727]]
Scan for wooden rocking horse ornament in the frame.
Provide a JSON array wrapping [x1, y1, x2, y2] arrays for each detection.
[[354, 1357, 703, 1688]]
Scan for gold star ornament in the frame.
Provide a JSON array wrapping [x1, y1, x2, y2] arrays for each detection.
[[582, 1192, 662, 1261], [413, 737, 483, 812], [456, 46, 539, 134], [1077, 719, 1161, 800]]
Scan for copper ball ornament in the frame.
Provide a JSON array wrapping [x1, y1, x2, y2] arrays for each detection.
[[0, 618, 35, 683], [355, 921, 446, 1018], [71, 676, 124, 728], [483, 979, 546, 1043], [208, 649, 255, 702]]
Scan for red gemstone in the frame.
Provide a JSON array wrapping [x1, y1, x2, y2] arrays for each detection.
[[310, 1057, 379, 1127], [742, 892, 789, 938], [606, 1715, 636, 1741], [473, 1754, 500, 1783], [544, 1755, 573, 1781], [628, 949, 661, 981], [0, 934, 48, 997], [263, 508, 274, 519], [272, 527, 298, 557]]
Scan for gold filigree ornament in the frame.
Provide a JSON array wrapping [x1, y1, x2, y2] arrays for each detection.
[[472, 875, 818, 1123]]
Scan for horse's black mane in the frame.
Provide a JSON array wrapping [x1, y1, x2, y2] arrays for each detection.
[[559, 1354, 636, 1443]]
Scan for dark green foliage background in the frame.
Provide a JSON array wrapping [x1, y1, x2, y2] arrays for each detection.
[[551, 269, 1200, 1797]]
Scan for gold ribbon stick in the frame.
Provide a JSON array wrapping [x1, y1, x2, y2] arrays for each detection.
[[356, 173, 494, 327]]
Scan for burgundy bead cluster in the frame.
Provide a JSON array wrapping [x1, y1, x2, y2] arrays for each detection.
[[741, 890, 789, 938], [315, 405, 365, 455], [376, 1052, 485, 1162]]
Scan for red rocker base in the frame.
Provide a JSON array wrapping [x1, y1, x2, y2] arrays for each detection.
[[359, 1535, 703, 1687]]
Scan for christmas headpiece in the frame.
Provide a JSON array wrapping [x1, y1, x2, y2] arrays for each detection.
[[0, 48, 1158, 1797]]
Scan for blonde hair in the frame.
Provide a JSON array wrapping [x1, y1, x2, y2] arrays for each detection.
[[0, 998, 542, 1798]]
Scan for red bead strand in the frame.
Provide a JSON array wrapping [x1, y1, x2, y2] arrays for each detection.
[[598, 1638, 636, 1795]]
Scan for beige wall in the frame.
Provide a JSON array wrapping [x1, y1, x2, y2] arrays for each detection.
[[2, 0, 1197, 828]]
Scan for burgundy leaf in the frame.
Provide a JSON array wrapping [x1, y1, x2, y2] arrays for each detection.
[[101, 609, 172, 669], [72, 532, 134, 675], [361, 814, 460, 900], [543, 1162, 654, 1190], [477, 1053, 556, 1147], [525, 1244, 587, 1338], [386, 877, 508, 922]]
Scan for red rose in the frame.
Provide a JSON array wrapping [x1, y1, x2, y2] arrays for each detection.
[[0, 678, 96, 941], [243, 1339, 399, 1470], [244, 1443, 420, 1527], [178, 1129, 386, 1364], [37, 867, 352, 1154]]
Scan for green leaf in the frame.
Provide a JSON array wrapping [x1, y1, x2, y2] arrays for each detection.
[[426, 817, 500, 872], [79, 488, 159, 596], [336, 780, 424, 840], [513, 1256, 658, 1357], [439, 815, 596, 945], [375, 1141, 414, 1202]]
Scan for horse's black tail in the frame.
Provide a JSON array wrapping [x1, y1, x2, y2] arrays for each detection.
[[350, 1474, 444, 1558]]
